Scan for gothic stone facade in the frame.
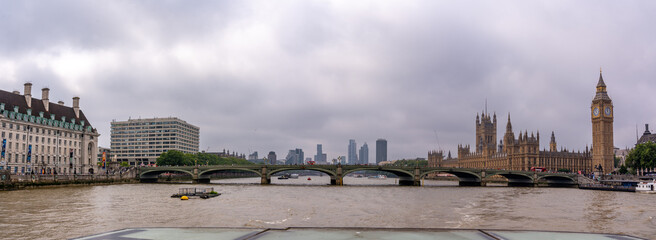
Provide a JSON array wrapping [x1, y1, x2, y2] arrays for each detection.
[[429, 72, 614, 174]]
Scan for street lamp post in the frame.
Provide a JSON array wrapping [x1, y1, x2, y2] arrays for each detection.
[[25, 125, 31, 175]]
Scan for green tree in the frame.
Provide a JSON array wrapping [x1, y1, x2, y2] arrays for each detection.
[[618, 165, 628, 174], [157, 150, 190, 166], [625, 142, 656, 172], [157, 151, 256, 166], [390, 159, 428, 167]]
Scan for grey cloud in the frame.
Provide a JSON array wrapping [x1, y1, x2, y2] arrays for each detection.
[[1, 0, 656, 161]]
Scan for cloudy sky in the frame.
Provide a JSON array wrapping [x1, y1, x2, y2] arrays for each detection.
[[1, 1, 655, 162]]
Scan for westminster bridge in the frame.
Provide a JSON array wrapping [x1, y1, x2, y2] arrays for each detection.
[[137, 164, 579, 187]]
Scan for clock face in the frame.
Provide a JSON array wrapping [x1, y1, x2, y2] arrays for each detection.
[[593, 107, 599, 116], [605, 107, 611, 116]]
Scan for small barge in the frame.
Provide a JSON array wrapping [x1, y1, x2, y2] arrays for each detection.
[[171, 187, 221, 199]]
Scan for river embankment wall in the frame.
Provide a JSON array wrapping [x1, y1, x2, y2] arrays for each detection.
[[0, 170, 138, 191]]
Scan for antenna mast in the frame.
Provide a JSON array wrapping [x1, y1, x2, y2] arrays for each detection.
[[636, 124, 639, 142], [434, 130, 441, 151]]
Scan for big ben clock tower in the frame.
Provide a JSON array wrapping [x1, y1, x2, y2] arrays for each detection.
[[591, 70, 614, 174]]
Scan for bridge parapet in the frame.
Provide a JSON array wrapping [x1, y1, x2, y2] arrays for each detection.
[[138, 165, 579, 187]]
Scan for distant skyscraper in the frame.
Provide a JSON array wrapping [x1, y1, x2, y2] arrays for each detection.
[[359, 143, 369, 165], [314, 144, 327, 164], [248, 151, 258, 160], [285, 148, 304, 165], [376, 139, 387, 164], [267, 151, 277, 165], [348, 139, 358, 165]]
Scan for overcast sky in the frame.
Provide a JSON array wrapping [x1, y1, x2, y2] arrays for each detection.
[[1, 1, 655, 162]]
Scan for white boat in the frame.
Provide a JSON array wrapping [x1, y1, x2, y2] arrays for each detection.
[[368, 174, 387, 179], [636, 180, 656, 193]]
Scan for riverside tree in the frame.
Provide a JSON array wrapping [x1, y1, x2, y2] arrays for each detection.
[[157, 150, 192, 166], [624, 142, 656, 173], [157, 150, 254, 166]]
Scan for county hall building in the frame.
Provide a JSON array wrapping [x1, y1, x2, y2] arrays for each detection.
[[429, 72, 615, 174], [0, 83, 100, 175]]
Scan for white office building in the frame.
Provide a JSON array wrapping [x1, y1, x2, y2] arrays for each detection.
[[110, 117, 199, 166]]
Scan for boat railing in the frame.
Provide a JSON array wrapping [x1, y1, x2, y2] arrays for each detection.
[[179, 187, 214, 195]]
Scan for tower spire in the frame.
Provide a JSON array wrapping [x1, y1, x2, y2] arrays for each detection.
[[596, 70, 607, 92]]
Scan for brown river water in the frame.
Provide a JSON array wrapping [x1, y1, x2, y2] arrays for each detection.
[[1, 176, 655, 239]]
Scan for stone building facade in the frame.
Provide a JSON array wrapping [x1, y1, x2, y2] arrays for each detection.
[[429, 72, 614, 174], [110, 117, 199, 166], [0, 83, 99, 175]]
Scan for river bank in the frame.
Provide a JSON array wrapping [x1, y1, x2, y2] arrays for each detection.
[[1, 177, 654, 239], [1, 175, 138, 191], [0, 169, 139, 191]]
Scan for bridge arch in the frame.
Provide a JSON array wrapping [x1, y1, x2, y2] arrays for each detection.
[[536, 175, 577, 187], [139, 169, 194, 183], [342, 167, 417, 185], [420, 169, 482, 186], [486, 171, 535, 187], [199, 168, 262, 178], [267, 167, 336, 178], [343, 168, 414, 178]]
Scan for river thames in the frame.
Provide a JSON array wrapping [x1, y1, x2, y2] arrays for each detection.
[[1, 176, 655, 239]]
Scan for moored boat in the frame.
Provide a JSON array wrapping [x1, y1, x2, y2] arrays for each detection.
[[278, 174, 290, 180], [636, 180, 656, 193]]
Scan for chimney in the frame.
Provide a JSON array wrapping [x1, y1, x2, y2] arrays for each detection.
[[73, 97, 80, 118], [42, 88, 50, 112], [24, 83, 32, 108], [645, 124, 651, 135], [58, 101, 64, 105]]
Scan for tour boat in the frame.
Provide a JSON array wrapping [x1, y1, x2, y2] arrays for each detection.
[[368, 174, 387, 179], [636, 179, 656, 193]]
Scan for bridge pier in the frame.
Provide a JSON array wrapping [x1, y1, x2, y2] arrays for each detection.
[[261, 166, 270, 185], [329, 164, 343, 186], [330, 177, 343, 186]]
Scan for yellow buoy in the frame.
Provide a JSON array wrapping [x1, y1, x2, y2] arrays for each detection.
[[181, 196, 189, 200]]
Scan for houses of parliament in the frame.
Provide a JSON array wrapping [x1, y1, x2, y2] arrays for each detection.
[[429, 72, 615, 174]]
